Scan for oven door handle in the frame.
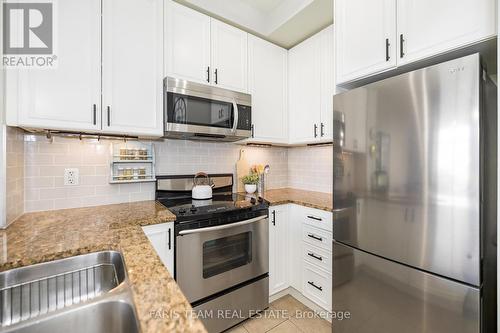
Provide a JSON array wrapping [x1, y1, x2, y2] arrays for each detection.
[[178, 215, 267, 236], [231, 98, 239, 133]]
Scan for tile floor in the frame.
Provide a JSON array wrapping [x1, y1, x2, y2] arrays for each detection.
[[227, 295, 331, 333]]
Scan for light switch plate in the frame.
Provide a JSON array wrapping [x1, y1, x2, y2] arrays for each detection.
[[64, 168, 79, 186]]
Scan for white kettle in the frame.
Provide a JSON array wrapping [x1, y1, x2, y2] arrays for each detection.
[[192, 172, 214, 200]]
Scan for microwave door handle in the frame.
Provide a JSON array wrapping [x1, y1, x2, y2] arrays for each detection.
[[178, 215, 267, 236], [232, 98, 239, 133]]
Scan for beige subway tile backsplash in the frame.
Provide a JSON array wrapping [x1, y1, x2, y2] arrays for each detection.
[[8, 128, 332, 215]]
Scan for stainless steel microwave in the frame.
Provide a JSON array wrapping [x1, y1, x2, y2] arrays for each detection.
[[164, 77, 252, 142]]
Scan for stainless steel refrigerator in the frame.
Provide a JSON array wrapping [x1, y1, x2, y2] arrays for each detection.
[[332, 54, 497, 333]]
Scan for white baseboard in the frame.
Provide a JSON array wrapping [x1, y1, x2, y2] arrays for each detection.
[[269, 287, 332, 323]]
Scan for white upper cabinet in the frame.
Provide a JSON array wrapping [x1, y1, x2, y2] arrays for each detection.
[[288, 34, 321, 144], [165, 1, 211, 84], [289, 25, 334, 145], [7, 0, 164, 137], [164, 2, 248, 93], [319, 25, 335, 141], [211, 19, 248, 93], [397, 0, 497, 65], [335, 0, 397, 84], [102, 0, 164, 137], [247, 35, 288, 144], [6, 0, 101, 132], [336, 0, 497, 84]]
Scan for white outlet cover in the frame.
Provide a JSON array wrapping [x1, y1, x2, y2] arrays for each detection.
[[64, 168, 79, 186]]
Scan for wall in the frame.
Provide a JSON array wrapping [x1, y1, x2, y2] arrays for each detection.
[[5, 127, 24, 224], [288, 145, 333, 193], [24, 133, 288, 212]]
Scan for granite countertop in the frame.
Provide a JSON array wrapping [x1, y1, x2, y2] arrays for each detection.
[[261, 188, 333, 212], [0, 201, 206, 333]]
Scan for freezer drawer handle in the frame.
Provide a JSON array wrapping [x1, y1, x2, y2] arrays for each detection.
[[308, 281, 323, 291], [307, 234, 323, 241], [307, 252, 323, 261], [307, 215, 322, 221]]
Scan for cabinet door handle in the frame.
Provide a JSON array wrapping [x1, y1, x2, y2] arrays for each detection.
[[320, 123, 325, 137], [168, 228, 172, 250], [214, 68, 218, 84], [307, 215, 322, 221], [308, 252, 323, 261], [92, 104, 97, 125], [308, 281, 323, 291], [206, 66, 210, 83], [272, 210, 276, 226], [251, 124, 255, 138], [307, 234, 323, 242], [400, 34, 405, 58], [107, 106, 111, 127], [314, 124, 318, 138], [385, 38, 390, 61]]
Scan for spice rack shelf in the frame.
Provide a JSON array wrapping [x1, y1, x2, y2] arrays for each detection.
[[109, 142, 156, 184]]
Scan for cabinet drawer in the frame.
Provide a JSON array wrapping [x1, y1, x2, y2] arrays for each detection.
[[299, 206, 332, 232], [302, 224, 332, 251], [302, 262, 331, 311], [303, 242, 331, 273]]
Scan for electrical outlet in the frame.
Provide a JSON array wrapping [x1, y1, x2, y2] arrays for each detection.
[[64, 168, 79, 186]]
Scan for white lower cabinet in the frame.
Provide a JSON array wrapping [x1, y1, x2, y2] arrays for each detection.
[[142, 222, 174, 275], [270, 204, 333, 312], [269, 205, 289, 295], [302, 262, 332, 311]]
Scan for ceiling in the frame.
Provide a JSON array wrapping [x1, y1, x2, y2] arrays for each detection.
[[174, 0, 333, 49], [238, 0, 284, 12]]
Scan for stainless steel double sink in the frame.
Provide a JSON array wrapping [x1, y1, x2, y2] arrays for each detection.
[[0, 251, 140, 333]]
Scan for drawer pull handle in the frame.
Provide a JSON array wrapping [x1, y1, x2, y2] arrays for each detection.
[[308, 252, 323, 261], [308, 281, 323, 291], [307, 234, 323, 241], [307, 215, 323, 221]]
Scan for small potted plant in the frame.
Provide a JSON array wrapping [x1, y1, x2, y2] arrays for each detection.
[[241, 173, 259, 194]]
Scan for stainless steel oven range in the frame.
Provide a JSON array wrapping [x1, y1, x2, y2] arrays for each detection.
[[155, 174, 269, 333]]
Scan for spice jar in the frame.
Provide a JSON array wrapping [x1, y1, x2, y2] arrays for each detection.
[[119, 148, 127, 160], [117, 167, 125, 180], [133, 168, 139, 180], [138, 167, 146, 179]]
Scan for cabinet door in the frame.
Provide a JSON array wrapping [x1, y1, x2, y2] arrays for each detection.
[[288, 35, 321, 144], [102, 0, 164, 137], [142, 222, 174, 275], [319, 25, 335, 142], [210, 19, 248, 93], [397, 0, 497, 65], [336, 0, 397, 84], [269, 205, 289, 295], [247, 35, 288, 144], [165, 0, 211, 84], [7, 0, 101, 132]]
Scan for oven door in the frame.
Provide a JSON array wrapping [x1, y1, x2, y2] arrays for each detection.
[[176, 215, 269, 303]]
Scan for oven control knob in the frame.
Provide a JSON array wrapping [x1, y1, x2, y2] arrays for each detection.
[[178, 208, 187, 215], [258, 197, 264, 203], [190, 205, 197, 213], [250, 197, 256, 205]]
